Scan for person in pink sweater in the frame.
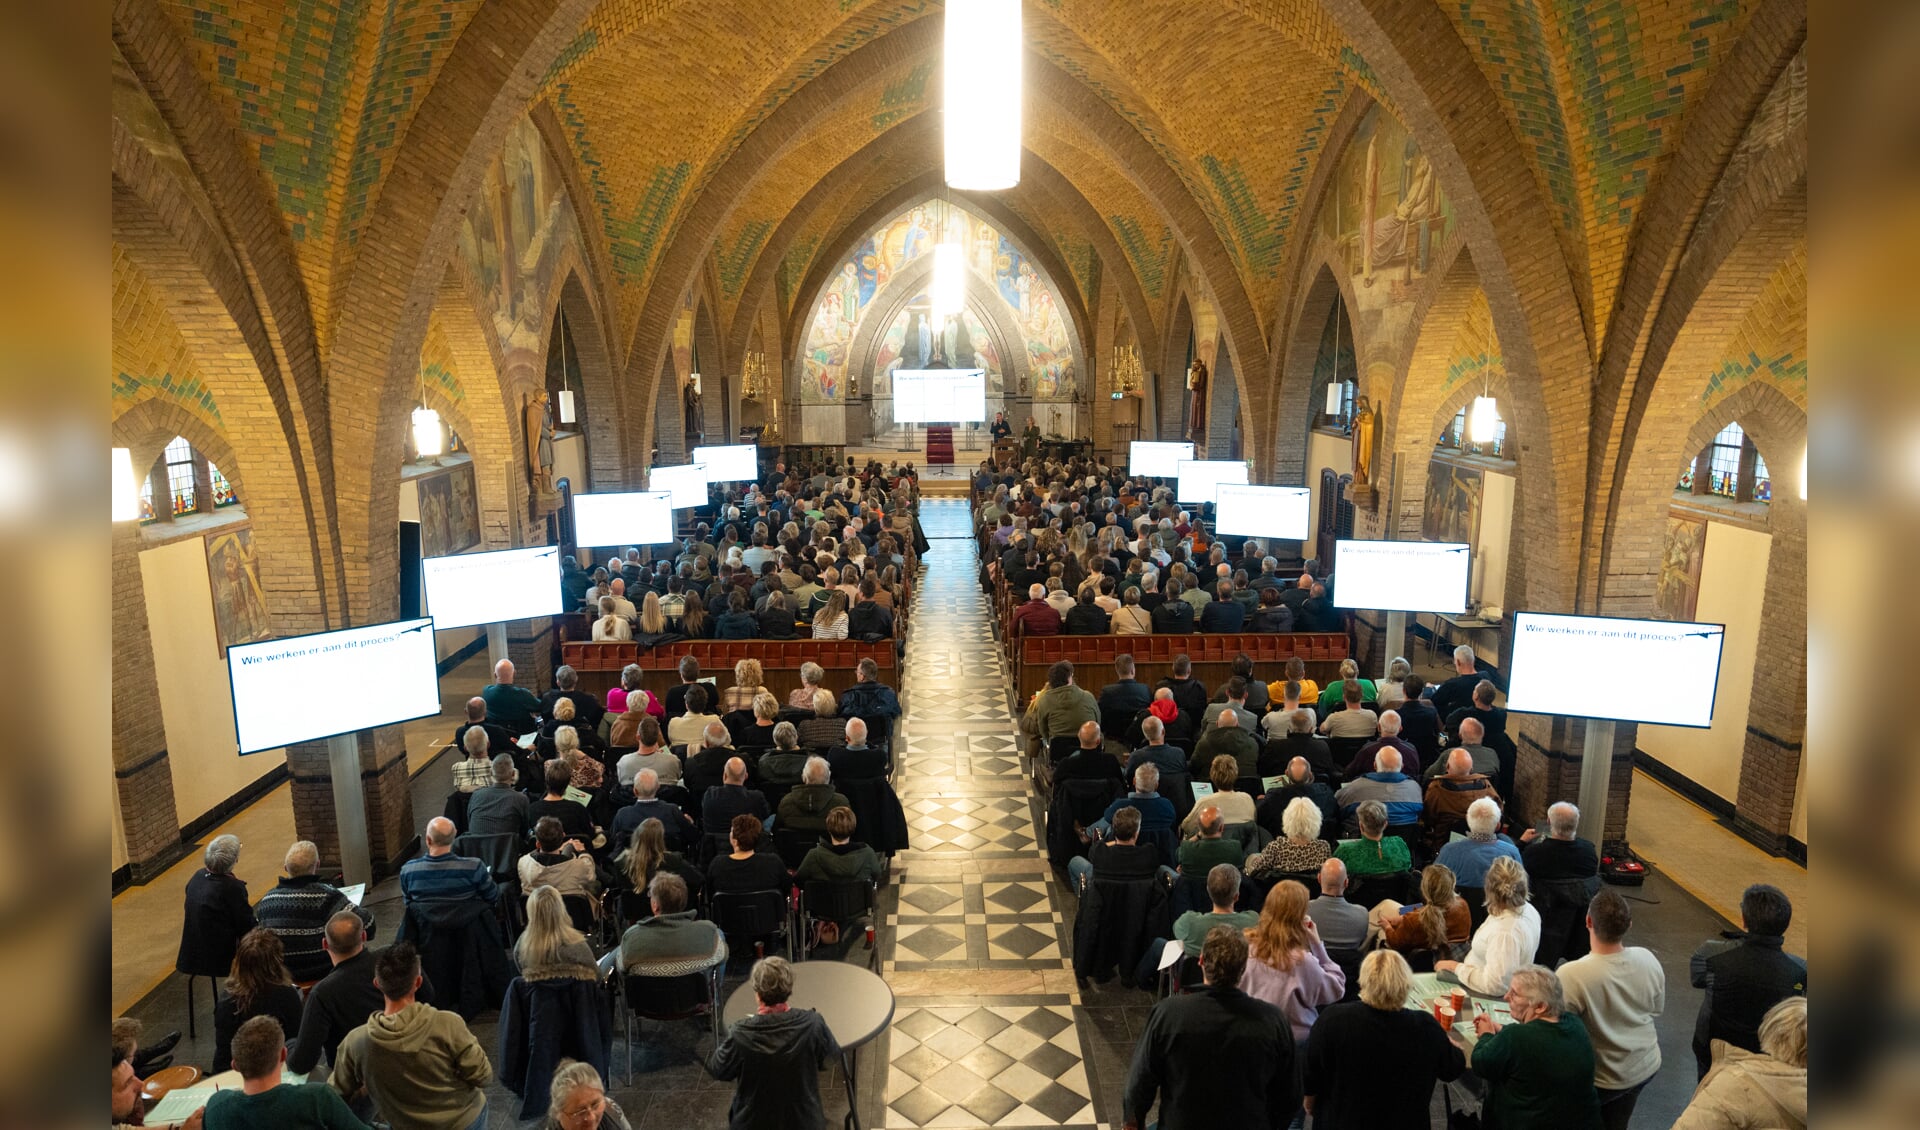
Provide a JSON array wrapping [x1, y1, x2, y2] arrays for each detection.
[[1238, 880, 1347, 1045]]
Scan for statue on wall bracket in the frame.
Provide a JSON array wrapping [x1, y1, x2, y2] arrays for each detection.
[[525, 390, 562, 521], [1185, 357, 1208, 445], [1347, 393, 1381, 510]]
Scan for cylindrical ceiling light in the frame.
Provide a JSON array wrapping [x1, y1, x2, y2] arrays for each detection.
[[412, 405, 443, 459], [557, 389, 576, 424], [112, 447, 138, 521], [944, 0, 1022, 190], [1468, 395, 1500, 444], [931, 242, 965, 325], [1324, 381, 1344, 416]]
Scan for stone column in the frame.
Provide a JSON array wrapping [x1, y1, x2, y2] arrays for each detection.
[[113, 523, 185, 881]]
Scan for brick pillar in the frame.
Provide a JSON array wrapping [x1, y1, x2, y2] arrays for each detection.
[[1734, 497, 1806, 849], [1207, 336, 1237, 459], [508, 616, 556, 695], [113, 524, 184, 880], [1514, 716, 1637, 842]]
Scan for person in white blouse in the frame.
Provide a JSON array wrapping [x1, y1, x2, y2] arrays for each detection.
[[591, 596, 632, 642], [1435, 855, 1541, 995]]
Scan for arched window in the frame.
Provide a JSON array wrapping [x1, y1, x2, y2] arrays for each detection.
[[1679, 421, 1769, 504], [163, 436, 196, 516], [208, 461, 238, 507], [1441, 405, 1509, 457], [139, 436, 241, 524]]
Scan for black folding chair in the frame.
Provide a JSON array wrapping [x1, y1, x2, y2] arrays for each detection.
[[710, 888, 792, 963], [615, 965, 723, 1083], [772, 826, 821, 872], [797, 879, 878, 967]]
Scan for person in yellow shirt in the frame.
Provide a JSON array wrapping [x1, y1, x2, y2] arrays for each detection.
[[1268, 656, 1319, 707]]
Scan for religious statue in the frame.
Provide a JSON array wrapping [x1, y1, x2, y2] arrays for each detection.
[[682, 374, 703, 447], [1185, 357, 1209, 444], [524, 391, 561, 520], [1353, 394, 1378, 488]]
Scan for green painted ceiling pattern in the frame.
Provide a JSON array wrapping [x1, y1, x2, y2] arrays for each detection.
[[112, 247, 227, 432], [1110, 214, 1174, 302]]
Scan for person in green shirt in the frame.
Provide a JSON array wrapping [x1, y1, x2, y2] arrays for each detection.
[[1465, 964, 1603, 1130], [1334, 800, 1414, 876], [1177, 805, 1247, 875], [204, 1015, 370, 1130], [1317, 658, 1378, 711]]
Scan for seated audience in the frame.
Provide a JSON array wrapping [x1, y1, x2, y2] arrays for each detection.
[[811, 590, 851, 639], [1304, 949, 1465, 1129], [1333, 799, 1413, 878], [755, 722, 808, 790], [1464, 964, 1601, 1130], [288, 912, 432, 1075], [1673, 997, 1806, 1130], [1423, 747, 1501, 850], [1012, 582, 1062, 636], [1317, 680, 1379, 738], [1305, 858, 1369, 951], [825, 717, 889, 781], [1063, 585, 1111, 634], [329, 943, 491, 1130], [212, 928, 305, 1074], [1068, 805, 1161, 894], [542, 1061, 631, 1130], [1436, 855, 1541, 994], [1022, 660, 1100, 751], [513, 886, 598, 983], [207, 1015, 372, 1130], [1177, 808, 1247, 877], [465, 756, 530, 838], [1375, 657, 1413, 709], [528, 761, 595, 845], [450, 726, 495, 794], [616, 873, 727, 974], [1200, 679, 1261, 736], [1432, 644, 1497, 720], [788, 662, 836, 712], [701, 757, 771, 835], [777, 756, 851, 835], [1245, 796, 1332, 877], [177, 835, 255, 986], [1191, 707, 1259, 780], [1054, 720, 1125, 785], [1334, 749, 1422, 836], [756, 591, 799, 639], [713, 590, 759, 638], [1199, 579, 1245, 631], [706, 814, 792, 897], [1124, 925, 1298, 1128], [1559, 890, 1667, 1130], [554, 727, 600, 792], [1239, 881, 1346, 1046], [1142, 688, 1196, 747], [847, 578, 895, 640], [1370, 863, 1473, 958], [794, 805, 884, 886], [517, 817, 601, 908], [1434, 716, 1500, 779], [734, 692, 781, 750], [1111, 586, 1152, 634], [398, 817, 498, 908], [1250, 584, 1295, 632], [453, 697, 515, 769], [1521, 800, 1601, 885], [1433, 797, 1522, 886], [614, 718, 678, 788], [721, 659, 771, 714], [1347, 709, 1421, 779], [539, 665, 605, 733], [1316, 659, 1376, 712], [667, 684, 721, 748], [1264, 707, 1338, 782], [1180, 755, 1256, 833], [483, 658, 542, 735], [663, 656, 703, 719], [1125, 714, 1187, 781], [797, 689, 847, 749], [705, 957, 840, 1129], [838, 657, 903, 732], [1096, 762, 1177, 840], [1256, 756, 1338, 839], [255, 840, 376, 985], [1149, 580, 1197, 632], [1689, 883, 1805, 1078]]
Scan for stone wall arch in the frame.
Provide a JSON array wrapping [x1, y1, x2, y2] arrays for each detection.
[[1273, 250, 1368, 485]]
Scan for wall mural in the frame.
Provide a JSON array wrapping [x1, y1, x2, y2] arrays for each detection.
[[456, 115, 583, 366], [1656, 513, 1707, 622], [1421, 457, 1482, 550], [204, 527, 272, 656], [1316, 105, 1456, 391], [417, 462, 481, 559], [800, 201, 1075, 406], [866, 295, 1006, 433]]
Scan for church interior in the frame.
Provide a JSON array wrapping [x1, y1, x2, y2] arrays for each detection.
[[106, 2, 1813, 1127]]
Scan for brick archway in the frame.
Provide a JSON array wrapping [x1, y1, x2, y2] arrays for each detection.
[[840, 254, 1033, 419], [1273, 252, 1368, 486]]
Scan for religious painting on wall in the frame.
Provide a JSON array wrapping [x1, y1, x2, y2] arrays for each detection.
[[417, 462, 481, 559], [205, 527, 272, 655], [1421, 458, 1482, 548], [1655, 513, 1707, 621]]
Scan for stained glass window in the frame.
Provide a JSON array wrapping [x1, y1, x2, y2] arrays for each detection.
[[1752, 451, 1772, 502], [138, 475, 157, 523], [209, 461, 238, 507], [1445, 409, 1464, 448], [1707, 422, 1744, 499], [164, 436, 196, 516]]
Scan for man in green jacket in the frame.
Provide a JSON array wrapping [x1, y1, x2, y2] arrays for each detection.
[[1020, 660, 1099, 757], [795, 805, 883, 885], [330, 944, 492, 1130], [1465, 963, 1603, 1130]]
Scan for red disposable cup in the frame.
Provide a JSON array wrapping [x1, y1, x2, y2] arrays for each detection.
[[1435, 1003, 1455, 1027], [1450, 989, 1467, 1015]]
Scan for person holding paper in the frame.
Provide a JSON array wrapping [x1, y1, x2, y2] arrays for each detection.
[[204, 1016, 370, 1130]]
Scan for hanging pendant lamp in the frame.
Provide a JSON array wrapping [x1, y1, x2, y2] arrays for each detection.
[[944, 0, 1022, 190]]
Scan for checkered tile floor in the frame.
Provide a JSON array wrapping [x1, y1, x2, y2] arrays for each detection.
[[876, 500, 1105, 1128]]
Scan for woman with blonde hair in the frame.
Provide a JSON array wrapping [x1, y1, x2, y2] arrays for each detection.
[[1180, 755, 1257, 832], [637, 590, 667, 635], [1436, 854, 1541, 994], [812, 590, 850, 640], [789, 661, 835, 711], [1673, 996, 1806, 1130], [590, 595, 631, 642], [722, 658, 769, 713], [1317, 658, 1377, 711], [1238, 880, 1345, 1044], [1370, 863, 1473, 957], [542, 1060, 632, 1130], [1302, 949, 1467, 1127], [1376, 656, 1413, 708], [514, 885, 598, 982]]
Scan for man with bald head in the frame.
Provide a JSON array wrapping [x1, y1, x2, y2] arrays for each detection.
[[287, 910, 436, 1075], [399, 816, 498, 906], [607, 576, 637, 620], [1192, 705, 1259, 780], [1054, 720, 1125, 787], [453, 695, 514, 762], [1349, 709, 1421, 779], [482, 657, 542, 735], [255, 839, 375, 982], [701, 755, 771, 835], [1305, 859, 1369, 951]]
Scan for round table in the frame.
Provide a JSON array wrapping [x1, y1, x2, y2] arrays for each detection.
[[722, 961, 895, 1130]]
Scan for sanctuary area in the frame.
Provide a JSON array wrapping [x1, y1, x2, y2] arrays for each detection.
[[110, 3, 1807, 1129]]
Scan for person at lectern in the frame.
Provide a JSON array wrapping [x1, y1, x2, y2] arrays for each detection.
[[991, 411, 1012, 442]]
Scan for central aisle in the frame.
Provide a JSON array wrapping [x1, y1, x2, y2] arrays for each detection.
[[873, 499, 1107, 1129]]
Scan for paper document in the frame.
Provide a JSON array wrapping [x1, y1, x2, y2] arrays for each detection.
[[147, 1087, 215, 1125], [338, 883, 366, 905], [1261, 776, 1281, 792], [1158, 942, 1184, 971], [1190, 782, 1215, 799]]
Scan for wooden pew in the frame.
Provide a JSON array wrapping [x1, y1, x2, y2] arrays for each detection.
[[1012, 632, 1350, 709], [558, 639, 898, 704]]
